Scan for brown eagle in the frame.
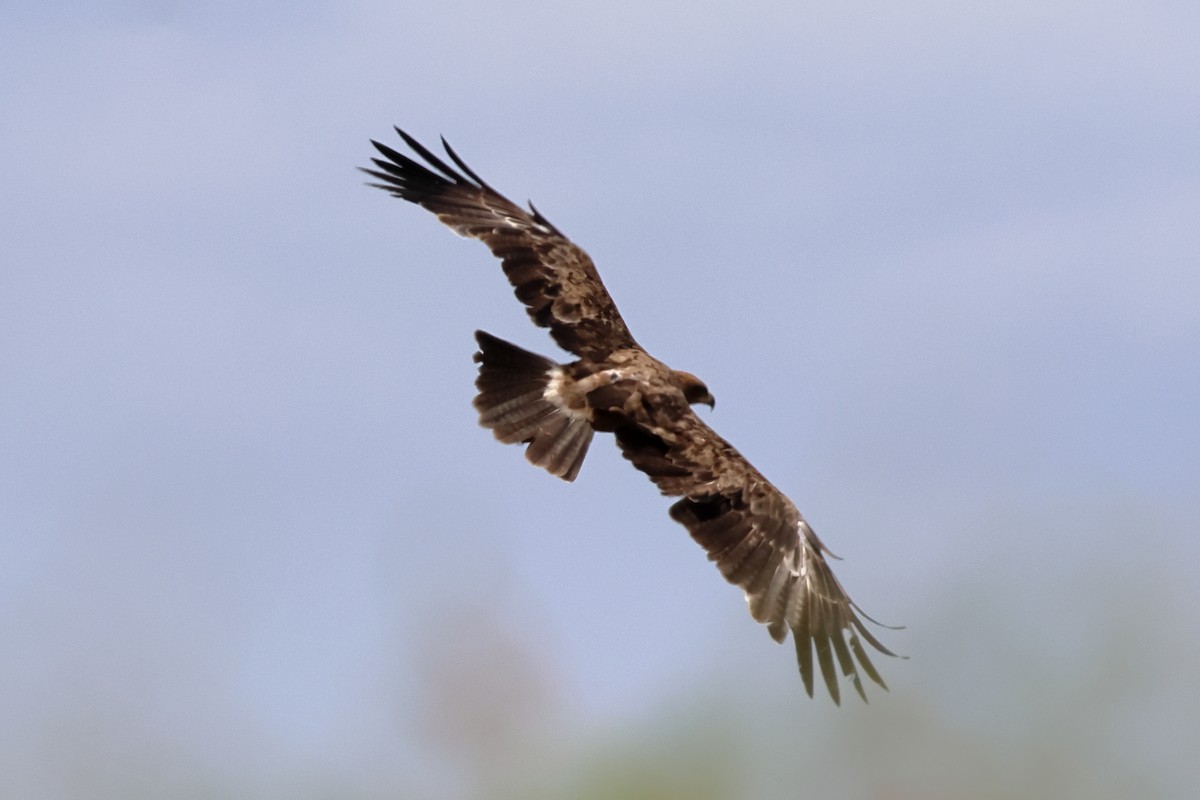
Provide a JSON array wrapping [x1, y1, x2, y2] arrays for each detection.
[[362, 128, 897, 703]]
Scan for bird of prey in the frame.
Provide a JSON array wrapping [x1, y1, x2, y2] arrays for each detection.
[[362, 128, 898, 703]]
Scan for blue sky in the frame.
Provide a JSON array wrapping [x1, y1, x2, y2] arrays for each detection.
[[3, 2, 1199, 797]]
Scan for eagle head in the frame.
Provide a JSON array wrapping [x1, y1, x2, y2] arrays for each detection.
[[672, 370, 715, 410]]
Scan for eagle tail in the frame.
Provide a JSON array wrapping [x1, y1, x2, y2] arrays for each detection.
[[472, 330, 594, 482]]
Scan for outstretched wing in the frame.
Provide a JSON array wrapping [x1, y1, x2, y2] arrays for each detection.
[[362, 128, 637, 360], [608, 389, 897, 704]]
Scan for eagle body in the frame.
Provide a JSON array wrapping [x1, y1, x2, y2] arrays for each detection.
[[363, 128, 897, 703], [474, 331, 712, 480]]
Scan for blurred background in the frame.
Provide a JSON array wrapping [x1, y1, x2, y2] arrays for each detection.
[[3, 2, 1198, 798]]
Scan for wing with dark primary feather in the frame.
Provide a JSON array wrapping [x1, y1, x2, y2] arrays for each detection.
[[609, 390, 897, 704], [362, 128, 637, 360]]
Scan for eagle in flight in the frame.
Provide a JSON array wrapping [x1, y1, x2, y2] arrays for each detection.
[[362, 128, 897, 703]]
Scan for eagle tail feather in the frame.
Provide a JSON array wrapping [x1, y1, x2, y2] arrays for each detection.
[[472, 330, 593, 482]]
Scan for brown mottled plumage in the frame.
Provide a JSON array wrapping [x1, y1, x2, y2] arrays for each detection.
[[362, 128, 898, 703]]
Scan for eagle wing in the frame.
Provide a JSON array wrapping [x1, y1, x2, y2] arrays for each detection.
[[362, 129, 637, 360], [608, 387, 896, 704]]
